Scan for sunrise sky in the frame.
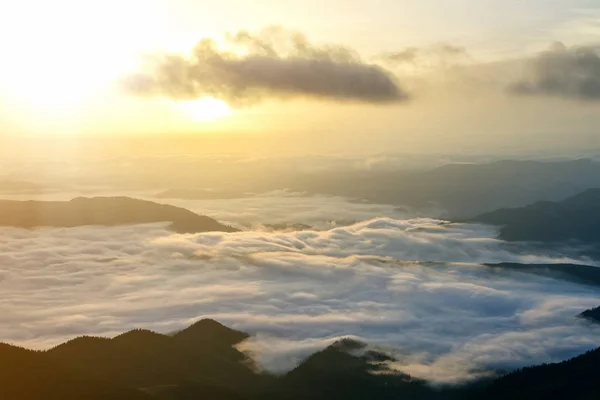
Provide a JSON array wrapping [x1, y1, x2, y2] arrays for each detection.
[[1, 0, 600, 155]]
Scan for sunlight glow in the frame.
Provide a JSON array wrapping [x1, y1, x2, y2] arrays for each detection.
[[180, 98, 232, 121], [0, 0, 165, 112]]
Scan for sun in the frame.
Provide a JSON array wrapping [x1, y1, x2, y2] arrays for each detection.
[[180, 98, 232, 121]]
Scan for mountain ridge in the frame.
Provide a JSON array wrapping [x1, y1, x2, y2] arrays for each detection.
[[0, 196, 238, 233], [3, 319, 600, 399], [472, 188, 600, 243]]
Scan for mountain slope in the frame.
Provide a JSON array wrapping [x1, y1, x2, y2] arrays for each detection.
[[0, 343, 151, 400], [283, 159, 600, 218], [485, 263, 600, 287], [46, 319, 264, 392], [279, 339, 439, 400], [471, 347, 600, 400], [472, 188, 600, 242], [0, 196, 237, 233], [580, 306, 600, 323], [4, 320, 600, 399]]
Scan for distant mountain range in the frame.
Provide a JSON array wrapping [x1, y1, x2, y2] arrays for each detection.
[[472, 188, 600, 243], [6, 159, 600, 219], [0, 179, 58, 194], [2, 319, 599, 399], [485, 263, 600, 287], [0, 197, 237, 233], [276, 159, 600, 218], [156, 189, 251, 200]]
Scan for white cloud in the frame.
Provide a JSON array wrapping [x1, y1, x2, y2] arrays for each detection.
[[0, 219, 599, 384]]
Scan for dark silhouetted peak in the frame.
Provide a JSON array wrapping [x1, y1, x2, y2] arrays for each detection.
[[283, 338, 429, 400], [112, 329, 170, 346], [363, 349, 396, 363], [330, 338, 367, 352], [0, 196, 238, 233], [173, 319, 249, 347], [579, 306, 600, 323], [287, 338, 392, 379], [5, 319, 600, 400], [48, 335, 111, 355]]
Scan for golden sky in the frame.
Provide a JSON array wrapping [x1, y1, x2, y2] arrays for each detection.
[[1, 0, 600, 155]]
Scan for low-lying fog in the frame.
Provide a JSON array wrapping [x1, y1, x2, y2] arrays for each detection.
[[1, 215, 599, 383]]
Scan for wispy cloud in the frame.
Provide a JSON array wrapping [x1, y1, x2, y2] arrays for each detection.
[[510, 42, 600, 101], [376, 43, 471, 70]]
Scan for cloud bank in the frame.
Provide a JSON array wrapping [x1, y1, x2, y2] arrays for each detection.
[[123, 27, 407, 106], [511, 42, 600, 101], [1, 218, 599, 384]]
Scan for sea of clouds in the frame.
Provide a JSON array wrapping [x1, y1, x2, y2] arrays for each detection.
[[1, 217, 599, 384], [0, 190, 436, 230]]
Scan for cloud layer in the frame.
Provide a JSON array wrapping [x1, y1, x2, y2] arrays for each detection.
[[123, 27, 407, 106], [0, 190, 432, 230], [511, 42, 600, 101], [1, 218, 599, 384]]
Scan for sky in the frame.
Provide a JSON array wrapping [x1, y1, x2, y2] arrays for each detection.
[[1, 0, 600, 156], [2, 1, 600, 381]]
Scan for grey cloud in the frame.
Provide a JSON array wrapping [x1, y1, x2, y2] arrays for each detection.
[[437, 43, 469, 58], [379, 48, 420, 65], [123, 27, 408, 106], [1, 218, 599, 384], [378, 43, 471, 69], [510, 42, 600, 101]]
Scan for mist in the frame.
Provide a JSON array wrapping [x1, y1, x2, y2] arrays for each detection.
[[1, 218, 598, 384]]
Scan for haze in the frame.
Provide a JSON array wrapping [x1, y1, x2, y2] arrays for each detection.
[[2, 2, 600, 399], [1, 0, 600, 157]]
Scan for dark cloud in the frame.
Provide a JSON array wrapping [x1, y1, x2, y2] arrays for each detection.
[[510, 42, 600, 101], [123, 27, 408, 106]]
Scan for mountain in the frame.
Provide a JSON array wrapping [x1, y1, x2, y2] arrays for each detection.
[[3, 319, 600, 399], [0, 196, 237, 233], [485, 263, 600, 287], [46, 319, 264, 391], [1, 319, 272, 399], [278, 159, 600, 218], [279, 339, 441, 400], [472, 188, 600, 242], [0, 343, 152, 400], [0, 322, 446, 400], [580, 306, 600, 323], [470, 347, 600, 400]]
